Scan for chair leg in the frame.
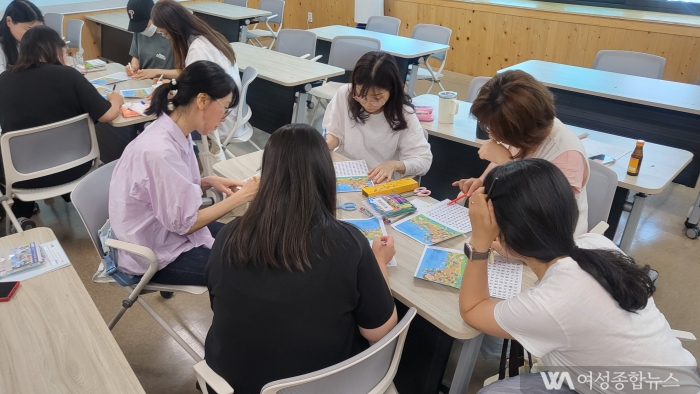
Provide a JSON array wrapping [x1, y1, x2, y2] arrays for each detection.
[[426, 80, 435, 95], [249, 140, 262, 151], [437, 80, 446, 92], [108, 305, 130, 330], [136, 296, 203, 362], [223, 147, 236, 159]]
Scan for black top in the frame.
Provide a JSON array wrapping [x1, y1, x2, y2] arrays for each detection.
[[0, 63, 112, 132], [205, 219, 396, 394]]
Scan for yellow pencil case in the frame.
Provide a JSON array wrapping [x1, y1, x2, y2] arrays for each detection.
[[362, 178, 419, 197]]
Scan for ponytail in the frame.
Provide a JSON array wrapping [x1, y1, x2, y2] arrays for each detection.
[[570, 246, 655, 313], [144, 60, 239, 118], [145, 82, 177, 117]]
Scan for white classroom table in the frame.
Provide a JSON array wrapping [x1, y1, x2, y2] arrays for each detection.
[[0, 228, 146, 394], [86, 62, 157, 127], [307, 25, 451, 97], [213, 150, 538, 394], [184, 2, 271, 43], [231, 42, 344, 130], [413, 94, 693, 253]]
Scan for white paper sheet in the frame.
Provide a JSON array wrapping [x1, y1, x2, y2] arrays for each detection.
[[334, 160, 369, 177], [487, 255, 523, 300]]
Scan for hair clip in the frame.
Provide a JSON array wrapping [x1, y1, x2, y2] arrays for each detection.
[[171, 79, 177, 86]]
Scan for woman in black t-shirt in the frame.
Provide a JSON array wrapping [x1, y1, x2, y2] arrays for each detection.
[[205, 123, 398, 394], [0, 26, 123, 220]]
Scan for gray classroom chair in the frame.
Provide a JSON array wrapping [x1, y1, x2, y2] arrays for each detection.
[[66, 19, 84, 58], [0, 114, 99, 234], [72, 161, 208, 363], [366, 16, 401, 36], [465, 76, 490, 103], [44, 13, 64, 37], [224, 0, 248, 6], [410, 24, 452, 94], [247, 0, 285, 49], [221, 66, 261, 158], [592, 50, 666, 79], [308, 36, 381, 125], [194, 308, 418, 394], [586, 159, 618, 232], [275, 29, 321, 61]]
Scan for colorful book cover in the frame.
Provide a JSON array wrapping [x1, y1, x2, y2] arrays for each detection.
[[0, 242, 45, 278], [414, 246, 467, 289], [392, 200, 471, 245], [341, 217, 397, 267], [336, 176, 373, 193], [365, 194, 416, 217], [89, 72, 129, 85], [120, 87, 154, 99]]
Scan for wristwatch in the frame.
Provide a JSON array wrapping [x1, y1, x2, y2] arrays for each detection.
[[465, 242, 491, 261]]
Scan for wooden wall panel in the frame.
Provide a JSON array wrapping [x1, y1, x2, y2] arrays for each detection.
[[74, 0, 700, 82], [384, 0, 700, 82]]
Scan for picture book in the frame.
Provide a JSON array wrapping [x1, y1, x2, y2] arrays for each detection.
[[0, 242, 45, 279], [89, 72, 129, 85], [341, 217, 396, 267], [392, 199, 471, 245], [77, 59, 107, 73], [414, 246, 467, 289], [93, 84, 113, 99], [120, 87, 154, 99], [334, 160, 374, 193]]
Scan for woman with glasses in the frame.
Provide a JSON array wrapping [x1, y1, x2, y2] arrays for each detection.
[[323, 51, 432, 184], [108, 61, 258, 286], [454, 70, 589, 235], [462, 159, 697, 393], [151, 0, 241, 141]]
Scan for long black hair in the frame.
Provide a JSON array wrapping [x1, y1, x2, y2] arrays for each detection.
[[10, 25, 65, 72], [348, 51, 414, 132], [223, 123, 339, 271], [145, 60, 239, 117], [1, 0, 43, 68], [485, 159, 655, 312]]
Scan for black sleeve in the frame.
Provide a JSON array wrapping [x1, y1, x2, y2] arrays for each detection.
[[205, 219, 238, 310], [69, 68, 113, 122], [353, 230, 396, 329]]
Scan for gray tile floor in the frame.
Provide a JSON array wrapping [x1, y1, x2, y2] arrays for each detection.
[[16, 72, 700, 393]]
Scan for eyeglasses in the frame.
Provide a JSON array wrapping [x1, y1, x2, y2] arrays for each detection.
[[478, 121, 504, 145], [215, 98, 233, 119], [353, 95, 387, 108]]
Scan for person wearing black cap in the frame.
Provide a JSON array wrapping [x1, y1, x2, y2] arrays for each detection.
[[126, 0, 177, 80]]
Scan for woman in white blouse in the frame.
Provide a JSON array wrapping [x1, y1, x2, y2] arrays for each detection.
[[323, 51, 433, 183], [152, 0, 242, 140], [463, 158, 698, 394]]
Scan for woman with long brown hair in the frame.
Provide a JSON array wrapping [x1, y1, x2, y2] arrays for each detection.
[[323, 51, 432, 183], [204, 123, 398, 393], [151, 0, 242, 140], [453, 70, 590, 235]]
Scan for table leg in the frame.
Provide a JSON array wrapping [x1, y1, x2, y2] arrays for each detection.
[[240, 24, 249, 43], [294, 87, 311, 125], [618, 192, 647, 253], [449, 333, 484, 394], [406, 60, 420, 98]]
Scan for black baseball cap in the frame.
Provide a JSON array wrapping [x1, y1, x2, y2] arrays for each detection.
[[126, 0, 154, 33]]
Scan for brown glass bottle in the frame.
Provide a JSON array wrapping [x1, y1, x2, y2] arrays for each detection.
[[627, 140, 645, 176]]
